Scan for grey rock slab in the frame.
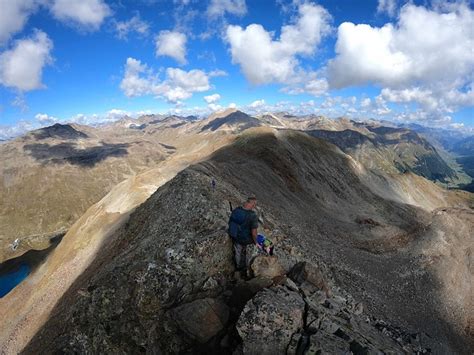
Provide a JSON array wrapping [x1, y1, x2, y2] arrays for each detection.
[[288, 261, 330, 294], [237, 286, 305, 354], [250, 255, 285, 279], [171, 298, 229, 343]]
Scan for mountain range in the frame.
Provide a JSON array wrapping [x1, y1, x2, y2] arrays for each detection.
[[0, 110, 472, 354]]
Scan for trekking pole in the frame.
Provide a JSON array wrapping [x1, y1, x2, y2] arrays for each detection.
[[229, 201, 233, 213]]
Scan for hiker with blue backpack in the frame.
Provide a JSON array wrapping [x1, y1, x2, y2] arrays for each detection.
[[228, 196, 259, 278]]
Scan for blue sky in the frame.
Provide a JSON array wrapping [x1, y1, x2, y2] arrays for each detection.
[[0, 0, 473, 137]]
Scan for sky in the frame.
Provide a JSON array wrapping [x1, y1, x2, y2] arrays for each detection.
[[0, 0, 473, 138]]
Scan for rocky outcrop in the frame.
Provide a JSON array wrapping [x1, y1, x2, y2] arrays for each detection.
[[288, 261, 330, 295], [171, 298, 229, 343], [239, 280, 431, 355], [250, 255, 285, 279], [237, 286, 305, 354]]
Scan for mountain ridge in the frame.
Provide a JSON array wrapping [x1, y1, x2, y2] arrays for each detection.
[[1, 128, 472, 353], [0, 111, 471, 263]]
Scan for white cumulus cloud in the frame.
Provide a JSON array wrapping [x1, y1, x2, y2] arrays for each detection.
[[161, 67, 210, 102], [226, 2, 331, 86], [328, 4, 474, 90], [0, 30, 53, 91], [381, 88, 438, 111], [35, 113, 58, 125], [0, 0, 111, 43], [120, 57, 152, 97], [207, 0, 247, 18], [156, 30, 187, 65], [303, 78, 329, 96], [204, 93, 221, 104], [120, 57, 211, 103], [50, 0, 111, 30], [380, 86, 474, 114], [249, 99, 265, 108], [328, 3, 474, 118], [329, 22, 409, 89], [0, 0, 39, 45]]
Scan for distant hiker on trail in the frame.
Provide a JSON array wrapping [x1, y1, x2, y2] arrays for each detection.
[[211, 178, 216, 192], [228, 196, 259, 277], [10, 238, 20, 251]]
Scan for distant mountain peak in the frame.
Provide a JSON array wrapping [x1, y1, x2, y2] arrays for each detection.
[[201, 110, 261, 132], [32, 123, 89, 140], [207, 108, 239, 121]]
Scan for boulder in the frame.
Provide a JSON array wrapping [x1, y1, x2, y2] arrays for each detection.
[[171, 298, 229, 343], [250, 255, 285, 279], [288, 261, 330, 294], [237, 286, 305, 354]]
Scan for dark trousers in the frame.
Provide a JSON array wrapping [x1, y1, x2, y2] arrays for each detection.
[[233, 242, 248, 270]]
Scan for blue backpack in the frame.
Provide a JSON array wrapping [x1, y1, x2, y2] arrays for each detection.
[[228, 207, 253, 245]]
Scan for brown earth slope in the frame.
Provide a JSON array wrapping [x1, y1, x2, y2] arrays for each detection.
[[0, 115, 230, 263], [0, 123, 171, 262]]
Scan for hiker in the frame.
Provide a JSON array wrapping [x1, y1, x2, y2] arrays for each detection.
[[11, 238, 20, 251], [211, 178, 216, 192], [228, 196, 259, 277]]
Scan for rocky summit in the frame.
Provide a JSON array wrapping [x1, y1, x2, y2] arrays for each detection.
[[5, 128, 470, 355]]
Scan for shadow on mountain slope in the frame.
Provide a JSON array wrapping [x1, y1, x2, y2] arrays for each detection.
[[24, 130, 471, 354], [23, 142, 129, 167], [457, 156, 474, 192], [307, 128, 456, 182]]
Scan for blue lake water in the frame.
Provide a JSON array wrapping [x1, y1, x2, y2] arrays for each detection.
[[0, 263, 31, 297]]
